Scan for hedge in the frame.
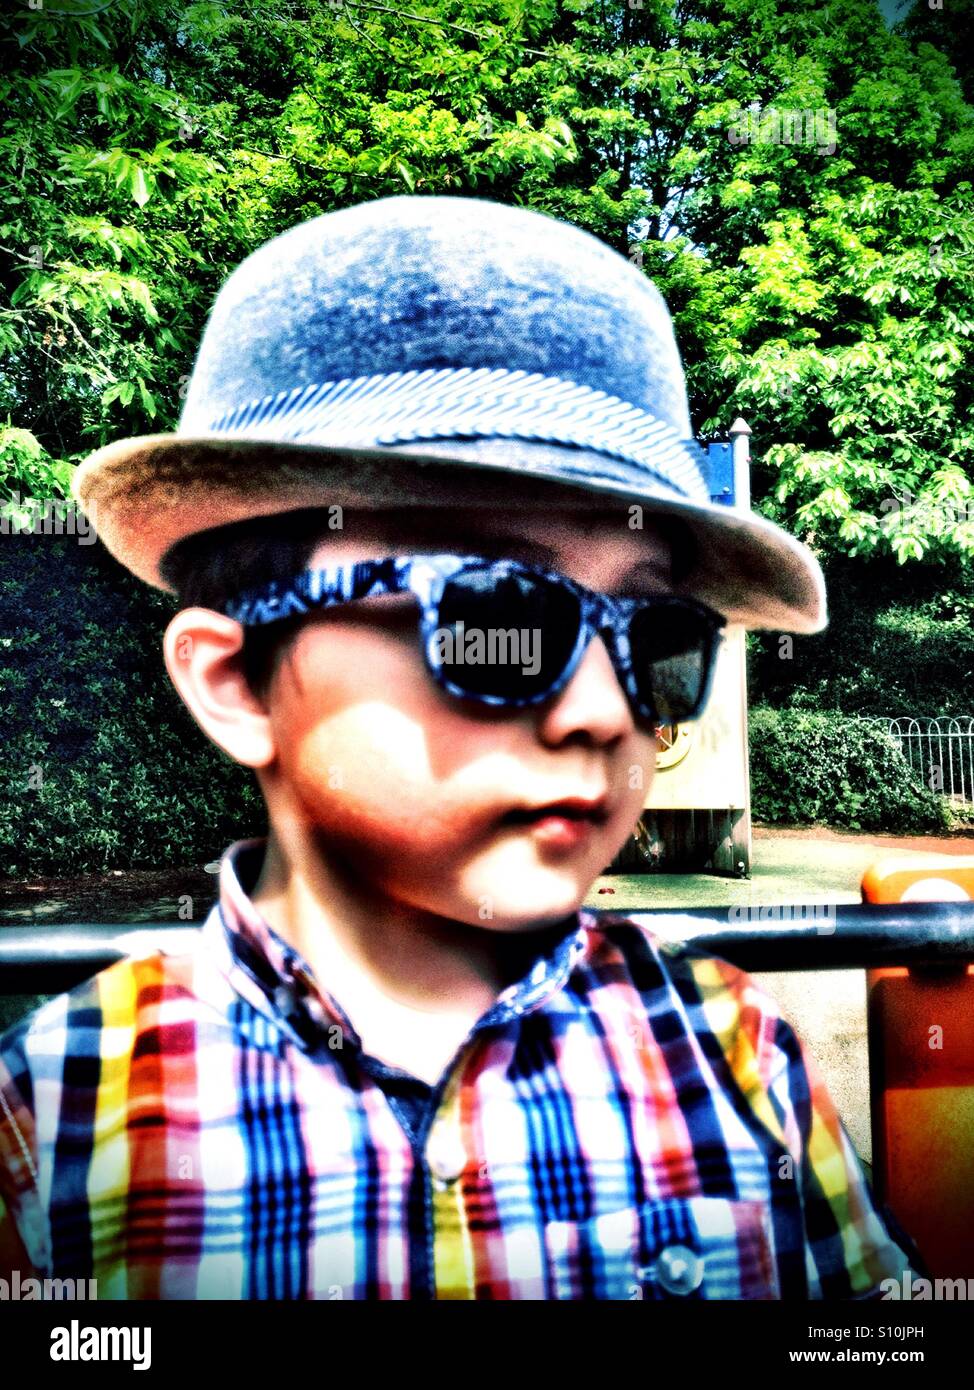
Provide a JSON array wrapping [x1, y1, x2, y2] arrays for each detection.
[[748, 706, 953, 833], [0, 531, 266, 877], [747, 553, 974, 717]]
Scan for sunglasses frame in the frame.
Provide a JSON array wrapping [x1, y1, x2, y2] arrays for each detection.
[[222, 552, 727, 726]]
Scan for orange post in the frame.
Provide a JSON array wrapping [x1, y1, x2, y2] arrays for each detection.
[[863, 856, 974, 1278]]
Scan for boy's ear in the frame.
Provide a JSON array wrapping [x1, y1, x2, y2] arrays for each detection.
[[163, 607, 277, 769]]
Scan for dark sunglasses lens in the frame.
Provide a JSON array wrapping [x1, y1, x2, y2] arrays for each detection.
[[436, 567, 581, 700], [628, 603, 716, 722]]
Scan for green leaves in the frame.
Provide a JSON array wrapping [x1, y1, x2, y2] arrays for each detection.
[[100, 372, 158, 417], [0, 426, 67, 506], [1, 0, 971, 578], [64, 215, 149, 265], [717, 176, 974, 564], [129, 165, 150, 207], [66, 147, 157, 206], [138, 378, 157, 418], [101, 381, 135, 408]]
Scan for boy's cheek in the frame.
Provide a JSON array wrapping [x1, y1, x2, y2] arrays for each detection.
[[279, 718, 470, 850], [603, 754, 655, 833], [290, 624, 439, 716]]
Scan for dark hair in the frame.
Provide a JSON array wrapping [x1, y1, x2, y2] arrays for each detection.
[[159, 507, 337, 701], [159, 504, 701, 701]]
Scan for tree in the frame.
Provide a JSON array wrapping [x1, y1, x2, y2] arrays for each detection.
[[1, 0, 972, 567]]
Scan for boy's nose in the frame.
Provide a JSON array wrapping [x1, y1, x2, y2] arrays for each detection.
[[536, 630, 636, 744]]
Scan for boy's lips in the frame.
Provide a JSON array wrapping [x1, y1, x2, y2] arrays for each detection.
[[498, 797, 613, 851], [500, 796, 613, 826]]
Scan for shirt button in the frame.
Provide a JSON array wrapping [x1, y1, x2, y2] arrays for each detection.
[[427, 1127, 467, 1186], [274, 983, 300, 1018], [645, 1244, 705, 1296]]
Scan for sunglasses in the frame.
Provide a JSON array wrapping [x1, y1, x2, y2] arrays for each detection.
[[222, 553, 726, 726]]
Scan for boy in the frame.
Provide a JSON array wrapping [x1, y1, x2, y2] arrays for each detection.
[[0, 196, 921, 1299]]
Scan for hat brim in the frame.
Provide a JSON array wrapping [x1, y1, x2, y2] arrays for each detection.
[[71, 433, 827, 634]]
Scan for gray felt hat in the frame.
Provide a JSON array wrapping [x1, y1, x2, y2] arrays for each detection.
[[71, 194, 826, 632]]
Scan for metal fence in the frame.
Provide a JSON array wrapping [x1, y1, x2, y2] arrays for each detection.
[[863, 716, 974, 807], [3, 903, 974, 991]]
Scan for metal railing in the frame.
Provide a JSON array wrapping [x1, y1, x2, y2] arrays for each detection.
[[864, 715, 974, 807], [2, 902, 974, 992], [3, 903, 973, 1279]]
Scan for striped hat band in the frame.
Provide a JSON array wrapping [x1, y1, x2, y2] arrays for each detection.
[[206, 366, 711, 506]]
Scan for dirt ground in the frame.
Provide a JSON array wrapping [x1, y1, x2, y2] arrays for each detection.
[[0, 866, 217, 924], [2, 822, 973, 923], [753, 822, 974, 854]]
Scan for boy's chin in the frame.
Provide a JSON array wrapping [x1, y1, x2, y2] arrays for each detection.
[[451, 872, 594, 934]]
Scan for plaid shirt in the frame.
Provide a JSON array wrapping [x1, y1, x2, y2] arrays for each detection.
[[0, 837, 919, 1300]]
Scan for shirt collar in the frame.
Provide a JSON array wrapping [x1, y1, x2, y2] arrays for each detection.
[[205, 836, 596, 1053]]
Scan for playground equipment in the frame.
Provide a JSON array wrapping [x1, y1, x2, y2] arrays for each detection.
[[613, 418, 753, 877], [861, 856, 974, 1280]]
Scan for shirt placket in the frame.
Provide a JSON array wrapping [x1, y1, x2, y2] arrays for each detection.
[[414, 924, 591, 1298], [279, 922, 590, 1299], [216, 855, 594, 1298]]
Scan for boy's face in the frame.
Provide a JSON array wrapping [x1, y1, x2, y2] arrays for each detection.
[[168, 504, 682, 932]]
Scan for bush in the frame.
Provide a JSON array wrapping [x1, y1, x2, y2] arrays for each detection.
[[747, 553, 974, 718], [748, 707, 953, 833], [0, 531, 267, 877]]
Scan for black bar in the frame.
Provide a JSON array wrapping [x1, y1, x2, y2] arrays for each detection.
[[0, 925, 200, 993], [2, 902, 974, 992], [623, 900, 974, 971]]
